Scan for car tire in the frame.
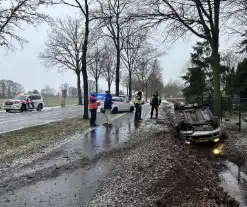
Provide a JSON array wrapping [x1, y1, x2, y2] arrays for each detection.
[[37, 104, 43, 111], [5, 109, 10, 113], [111, 107, 118, 114], [130, 106, 134, 112], [20, 104, 26, 112]]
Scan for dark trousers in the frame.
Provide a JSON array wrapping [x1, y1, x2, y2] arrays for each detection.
[[27, 102, 34, 108], [135, 105, 142, 120], [151, 105, 158, 118], [90, 109, 97, 126]]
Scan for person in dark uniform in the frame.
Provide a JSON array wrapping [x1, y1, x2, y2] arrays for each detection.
[[150, 91, 161, 119]]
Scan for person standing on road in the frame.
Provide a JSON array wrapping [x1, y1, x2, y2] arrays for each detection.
[[134, 91, 143, 121], [150, 91, 161, 119], [88, 93, 98, 127], [103, 90, 112, 126]]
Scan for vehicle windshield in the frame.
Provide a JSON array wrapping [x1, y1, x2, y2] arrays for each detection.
[[12, 95, 27, 100]]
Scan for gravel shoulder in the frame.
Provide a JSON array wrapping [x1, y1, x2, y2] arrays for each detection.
[[0, 113, 117, 177], [87, 105, 238, 207]]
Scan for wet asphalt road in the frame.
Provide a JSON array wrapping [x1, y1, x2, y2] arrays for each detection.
[[0, 104, 150, 207], [0, 105, 83, 133]]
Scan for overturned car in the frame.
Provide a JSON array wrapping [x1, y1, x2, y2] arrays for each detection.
[[175, 104, 222, 143]]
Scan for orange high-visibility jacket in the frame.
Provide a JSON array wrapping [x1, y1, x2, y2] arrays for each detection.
[[88, 96, 98, 110]]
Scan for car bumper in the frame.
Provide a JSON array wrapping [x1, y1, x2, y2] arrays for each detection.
[[180, 127, 222, 143], [3, 104, 21, 110]]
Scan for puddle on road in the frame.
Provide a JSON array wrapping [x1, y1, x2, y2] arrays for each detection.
[[78, 117, 142, 158], [0, 159, 115, 207], [10, 114, 144, 179]]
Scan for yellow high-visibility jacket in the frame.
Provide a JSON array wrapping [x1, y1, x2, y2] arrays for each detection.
[[134, 95, 142, 105]]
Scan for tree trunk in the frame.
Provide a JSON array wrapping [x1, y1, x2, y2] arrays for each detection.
[[82, 73, 89, 119], [211, 50, 221, 116], [76, 72, 83, 105], [115, 48, 120, 96], [145, 83, 148, 101], [107, 80, 111, 93], [209, 0, 221, 116], [95, 77, 98, 95], [82, 1, 89, 119], [128, 73, 132, 101]]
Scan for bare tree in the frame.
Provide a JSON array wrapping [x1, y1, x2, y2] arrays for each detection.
[[41, 85, 57, 97], [102, 50, 115, 93], [120, 23, 149, 100], [87, 47, 105, 94], [88, 79, 96, 94], [136, 58, 161, 101], [130, 0, 234, 116], [121, 74, 129, 96], [0, 0, 49, 50], [39, 17, 84, 105], [0, 80, 24, 98], [227, 0, 247, 33], [221, 50, 240, 69], [94, 0, 131, 96], [49, 0, 92, 119]]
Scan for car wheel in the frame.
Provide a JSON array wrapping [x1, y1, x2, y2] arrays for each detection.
[[37, 104, 43, 111], [130, 106, 134, 112], [112, 107, 118, 114], [5, 109, 10, 113], [20, 104, 26, 112]]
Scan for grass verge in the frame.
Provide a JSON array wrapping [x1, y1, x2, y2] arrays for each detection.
[[0, 113, 117, 172], [44, 97, 79, 107]]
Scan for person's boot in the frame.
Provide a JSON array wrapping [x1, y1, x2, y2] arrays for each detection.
[[150, 116, 152, 119]]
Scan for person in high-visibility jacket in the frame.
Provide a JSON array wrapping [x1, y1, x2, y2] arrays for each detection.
[[88, 93, 98, 127], [134, 91, 143, 120], [150, 91, 161, 119]]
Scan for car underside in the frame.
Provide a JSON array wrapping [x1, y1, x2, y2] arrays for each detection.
[[175, 104, 222, 143]]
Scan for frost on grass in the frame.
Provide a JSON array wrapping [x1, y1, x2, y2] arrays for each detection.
[[0, 116, 89, 175], [0, 112, 118, 175]]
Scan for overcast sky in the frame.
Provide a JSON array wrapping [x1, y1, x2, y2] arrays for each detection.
[[0, 4, 234, 93]]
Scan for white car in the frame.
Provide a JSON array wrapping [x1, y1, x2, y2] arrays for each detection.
[[100, 96, 135, 114], [3, 94, 44, 112]]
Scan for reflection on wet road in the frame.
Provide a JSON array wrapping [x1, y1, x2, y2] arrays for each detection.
[[0, 105, 150, 207], [83, 115, 142, 157]]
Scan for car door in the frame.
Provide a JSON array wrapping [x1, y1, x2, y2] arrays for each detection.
[[31, 95, 39, 108], [120, 97, 129, 111], [114, 97, 123, 111]]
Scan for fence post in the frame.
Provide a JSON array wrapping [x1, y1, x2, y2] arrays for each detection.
[[61, 89, 67, 107], [239, 98, 241, 132], [220, 95, 223, 123]]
